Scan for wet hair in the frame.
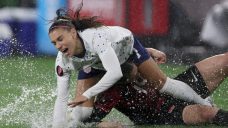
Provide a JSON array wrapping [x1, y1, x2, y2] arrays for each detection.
[[49, 2, 103, 33]]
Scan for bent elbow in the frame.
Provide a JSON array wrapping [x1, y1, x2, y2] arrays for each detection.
[[112, 69, 123, 80], [117, 68, 123, 78], [118, 70, 123, 79]]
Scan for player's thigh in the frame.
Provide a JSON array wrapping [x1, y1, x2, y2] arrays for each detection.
[[76, 76, 101, 107], [130, 38, 166, 89], [174, 66, 210, 98], [76, 68, 105, 96], [76, 77, 101, 95], [137, 58, 166, 89], [195, 52, 228, 92]]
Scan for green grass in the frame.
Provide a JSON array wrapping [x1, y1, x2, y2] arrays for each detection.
[[0, 56, 227, 128]]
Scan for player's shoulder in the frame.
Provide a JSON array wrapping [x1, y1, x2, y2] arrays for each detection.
[[55, 52, 73, 76], [55, 51, 65, 63], [78, 26, 109, 39], [55, 51, 71, 67], [78, 26, 131, 37], [78, 26, 111, 49]]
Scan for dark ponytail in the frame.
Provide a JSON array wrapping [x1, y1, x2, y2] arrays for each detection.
[[49, 1, 103, 33]]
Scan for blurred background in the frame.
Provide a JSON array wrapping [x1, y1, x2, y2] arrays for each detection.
[[0, 0, 227, 63]]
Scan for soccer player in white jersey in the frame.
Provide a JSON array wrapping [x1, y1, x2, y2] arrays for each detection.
[[48, 4, 211, 127]]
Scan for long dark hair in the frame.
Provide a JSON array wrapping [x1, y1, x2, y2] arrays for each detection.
[[49, 2, 103, 33]]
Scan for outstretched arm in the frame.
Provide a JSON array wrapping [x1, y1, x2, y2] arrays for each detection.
[[53, 76, 70, 128], [68, 71, 102, 126], [52, 67, 71, 128]]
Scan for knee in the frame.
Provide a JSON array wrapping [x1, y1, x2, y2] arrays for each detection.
[[223, 52, 228, 57], [182, 105, 215, 125], [221, 52, 228, 65], [200, 108, 215, 121], [182, 105, 197, 125], [224, 52, 228, 67], [223, 52, 228, 64], [220, 53, 228, 74]]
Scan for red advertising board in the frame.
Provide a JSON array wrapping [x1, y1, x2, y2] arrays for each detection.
[[68, 0, 169, 36], [128, 0, 169, 36], [68, 0, 126, 27]]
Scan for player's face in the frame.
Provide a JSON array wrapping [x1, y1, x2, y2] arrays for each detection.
[[49, 27, 80, 57]]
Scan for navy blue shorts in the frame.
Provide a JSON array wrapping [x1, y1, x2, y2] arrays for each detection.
[[78, 38, 150, 80], [127, 38, 150, 65]]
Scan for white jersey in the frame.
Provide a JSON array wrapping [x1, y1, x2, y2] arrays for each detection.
[[53, 26, 135, 126], [56, 26, 134, 72], [77, 26, 134, 69], [55, 26, 135, 97]]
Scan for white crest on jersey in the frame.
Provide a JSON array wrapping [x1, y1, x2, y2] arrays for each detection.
[[83, 65, 92, 73]]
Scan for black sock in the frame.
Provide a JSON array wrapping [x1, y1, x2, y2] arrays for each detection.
[[213, 109, 228, 126]]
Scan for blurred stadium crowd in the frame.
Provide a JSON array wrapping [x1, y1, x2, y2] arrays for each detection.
[[0, 0, 227, 63]]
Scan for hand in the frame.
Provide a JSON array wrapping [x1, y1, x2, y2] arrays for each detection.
[[153, 52, 166, 64], [146, 48, 167, 64], [67, 95, 88, 108]]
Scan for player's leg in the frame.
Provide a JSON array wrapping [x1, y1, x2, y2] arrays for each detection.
[[182, 105, 228, 125], [137, 57, 166, 89], [70, 69, 104, 126], [182, 105, 219, 124], [195, 52, 228, 92], [74, 77, 100, 107], [132, 39, 209, 105]]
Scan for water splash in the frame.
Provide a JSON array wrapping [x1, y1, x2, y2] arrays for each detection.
[[0, 55, 57, 128], [0, 86, 56, 128]]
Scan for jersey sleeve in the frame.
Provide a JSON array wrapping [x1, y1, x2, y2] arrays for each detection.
[[82, 31, 123, 99], [82, 46, 123, 99], [52, 52, 72, 127]]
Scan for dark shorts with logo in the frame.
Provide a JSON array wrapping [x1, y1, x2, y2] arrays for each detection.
[[150, 65, 210, 125]]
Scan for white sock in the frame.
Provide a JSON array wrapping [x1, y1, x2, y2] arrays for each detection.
[[52, 97, 68, 128], [69, 106, 93, 127], [159, 77, 211, 106]]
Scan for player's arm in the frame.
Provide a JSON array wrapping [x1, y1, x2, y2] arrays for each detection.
[[68, 47, 123, 107], [82, 46, 123, 99], [69, 72, 103, 126], [52, 54, 72, 128]]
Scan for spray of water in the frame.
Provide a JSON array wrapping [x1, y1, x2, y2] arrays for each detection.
[[0, 40, 132, 128], [0, 36, 57, 127], [2, 37, 227, 128], [0, 86, 56, 127]]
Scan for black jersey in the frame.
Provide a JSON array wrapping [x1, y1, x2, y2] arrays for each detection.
[[84, 66, 210, 125]]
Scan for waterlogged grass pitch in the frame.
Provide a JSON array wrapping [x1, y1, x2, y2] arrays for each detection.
[[0, 57, 227, 128]]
